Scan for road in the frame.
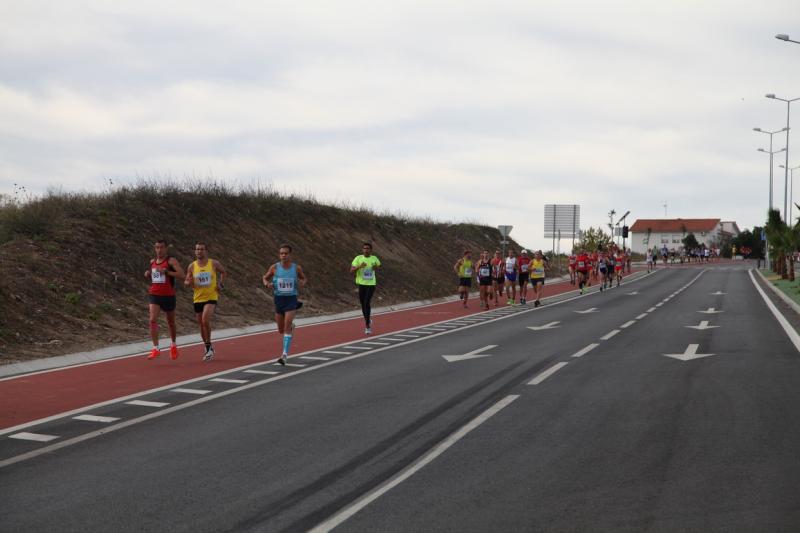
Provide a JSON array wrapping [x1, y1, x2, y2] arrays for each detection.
[[3, 263, 800, 532]]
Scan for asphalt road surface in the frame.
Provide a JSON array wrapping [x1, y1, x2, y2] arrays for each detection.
[[3, 263, 800, 532]]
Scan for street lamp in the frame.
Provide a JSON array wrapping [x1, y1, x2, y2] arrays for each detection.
[[780, 164, 800, 224], [776, 34, 800, 44], [765, 94, 800, 222], [754, 127, 788, 209]]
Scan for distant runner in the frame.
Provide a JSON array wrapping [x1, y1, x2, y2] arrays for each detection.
[[491, 250, 505, 306], [145, 239, 185, 361], [614, 249, 625, 287], [646, 247, 654, 272], [576, 248, 590, 294], [184, 242, 226, 361], [568, 253, 577, 285], [517, 249, 531, 305], [598, 249, 609, 291], [530, 250, 547, 307], [351, 242, 381, 335], [504, 249, 518, 305], [454, 250, 474, 308], [476, 250, 494, 310], [263, 244, 307, 365]]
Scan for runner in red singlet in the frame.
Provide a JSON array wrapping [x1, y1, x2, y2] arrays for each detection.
[[576, 249, 590, 294], [568, 253, 577, 285], [145, 239, 185, 361]]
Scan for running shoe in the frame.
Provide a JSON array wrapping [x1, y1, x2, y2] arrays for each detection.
[[147, 348, 160, 360], [507, 299, 513, 305], [365, 327, 372, 335], [277, 352, 287, 365], [534, 300, 540, 307], [203, 347, 214, 362], [170, 344, 179, 360]]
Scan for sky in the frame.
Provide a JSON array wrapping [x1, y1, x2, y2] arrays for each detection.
[[1, 0, 799, 250]]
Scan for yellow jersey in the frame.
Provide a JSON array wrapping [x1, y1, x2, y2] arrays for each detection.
[[191, 260, 218, 303]]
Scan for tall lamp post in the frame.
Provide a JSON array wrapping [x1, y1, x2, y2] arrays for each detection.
[[759, 145, 786, 271], [780, 164, 800, 224], [754, 127, 788, 210], [765, 94, 800, 222], [776, 34, 800, 45]]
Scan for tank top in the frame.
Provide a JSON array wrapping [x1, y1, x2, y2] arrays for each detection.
[[518, 257, 531, 273], [531, 259, 545, 278], [274, 262, 298, 296], [458, 259, 473, 278], [191, 260, 218, 303], [505, 257, 517, 273], [478, 260, 492, 279], [149, 257, 175, 296], [491, 258, 503, 277]]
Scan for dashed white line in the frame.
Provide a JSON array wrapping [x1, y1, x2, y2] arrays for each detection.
[[362, 341, 390, 346], [283, 363, 307, 368], [620, 320, 636, 329], [9, 432, 59, 442], [210, 378, 249, 384], [73, 414, 120, 423], [655, 302, 664, 307], [171, 388, 213, 395], [244, 369, 280, 375], [527, 362, 569, 385], [322, 351, 353, 355], [346, 346, 372, 350], [571, 344, 599, 358], [600, 330, 621, 340], [636, 313, 648, 320], [391, 334, 419, 338], [126, 400, 169, 408], [647, 307, 657, 312], [380, 337, 407, 341], [299, 356, 332, 361]]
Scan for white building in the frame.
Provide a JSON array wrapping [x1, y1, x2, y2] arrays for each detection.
[[628, 218, 739, 254]]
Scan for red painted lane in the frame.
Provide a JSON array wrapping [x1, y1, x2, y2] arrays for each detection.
[[0, 270, 667, 430]]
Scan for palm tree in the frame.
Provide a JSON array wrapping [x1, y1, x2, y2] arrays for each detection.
[[765, 208, 787, 277]]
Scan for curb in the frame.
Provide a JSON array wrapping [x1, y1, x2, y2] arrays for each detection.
[[755, 268, 800, 316]]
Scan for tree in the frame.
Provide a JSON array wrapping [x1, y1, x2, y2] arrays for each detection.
[[732, 227, 764, 259], [765, 208, 790, 278], [575, 226, 614, 252], [682, 233, 700, 250]]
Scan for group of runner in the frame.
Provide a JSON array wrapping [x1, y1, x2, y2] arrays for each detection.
[[567, 246, 630, 294], [650, 245, 719, 266], [146, 240, 379, 365], [454, 248, 549, 308]]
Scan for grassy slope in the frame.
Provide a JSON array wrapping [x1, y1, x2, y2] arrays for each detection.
[[0, 184, 524, 362]]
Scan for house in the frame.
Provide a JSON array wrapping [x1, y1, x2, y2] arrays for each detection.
[[628, 218, 739, 254]]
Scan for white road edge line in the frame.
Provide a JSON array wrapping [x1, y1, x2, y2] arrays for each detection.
[[748, 269, 800, 353], [636, 313, 648, 320], [571, 344, 599, 358], [308, 395, 520, 533], [527, 362, 569, 385], [620, 320, 636, 329], [0, 269, 660, 444]]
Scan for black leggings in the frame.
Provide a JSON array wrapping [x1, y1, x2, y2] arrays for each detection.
[[358, 285, 376, 325]]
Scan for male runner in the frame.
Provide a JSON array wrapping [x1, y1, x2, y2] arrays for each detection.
[[491, 250, 505, 306], [263, 244, 307, 365], [476, 250, 494, 310], [351, 242, 381, 334], [598, 248, 609, 291], [568, 253, 577, 285], [614, 249, 625, 287], [145, 239, 185, 360], [576, 248, 590, 294], [184, 242, 226, 361], [517, 249, 531, 304], [646, 247, 654, 272], [530, 250, 547, 306], [504, 249, 518, 305], [454, 250, 474, 308]]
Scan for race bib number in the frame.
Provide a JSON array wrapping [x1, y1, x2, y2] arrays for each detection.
[[362, 268, 374, 280], [578, 261, 585, 268], [195, 271, 212, 287], [464, 267, 473, 276], [151, 268, 166, 284], [533, 267, 545, 276], [275, 277, 295, 294], [479, 267, 491, 277], [520, 264, 529, 273]]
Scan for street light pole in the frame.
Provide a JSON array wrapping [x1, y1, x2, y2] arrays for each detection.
[[776, 34, 800, 45], [780, 164, 800, 224], [766, 94, 800, 222], [754, 127, 788, 210]]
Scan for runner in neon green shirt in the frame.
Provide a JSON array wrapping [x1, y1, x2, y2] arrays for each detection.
[[350, 242, 381, 334]]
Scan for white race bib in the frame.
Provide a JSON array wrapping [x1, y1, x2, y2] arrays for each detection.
[[151, 268, 166, 284], [362, 268, 374, 280], [479, 267, 491, 277], [533, 267, 545, 276], [464, 267, 473, 276], [275, 277, 295, 294], [520, 264, 529, 273], [195, 271, 212, 287]]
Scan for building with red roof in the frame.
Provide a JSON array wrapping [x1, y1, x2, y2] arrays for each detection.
[[629, 218, 739, 254]]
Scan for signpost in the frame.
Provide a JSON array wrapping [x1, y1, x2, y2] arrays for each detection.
[[498, 225, 513, 258], [544, 204, 580, 255]]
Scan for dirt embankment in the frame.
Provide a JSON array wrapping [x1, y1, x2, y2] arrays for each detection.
[[0, 184, 525, 363]]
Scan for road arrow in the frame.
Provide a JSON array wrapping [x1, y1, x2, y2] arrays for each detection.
[[698, 307, 723, 314], [574, 308, 598, 314], [527, 321, 561, 331], [626, 291, 639, 295], [685, 320, 720, 330], [710, 291, 726, 295], [442, 345, 497, 363], [663, 343, 715, 361]]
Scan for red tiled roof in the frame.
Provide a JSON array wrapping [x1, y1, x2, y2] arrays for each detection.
[[629, 218, 720, 233]]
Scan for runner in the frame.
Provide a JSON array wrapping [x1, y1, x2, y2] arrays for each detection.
[[646, 247, 654, 272], [504, 249, 518, 305], [590, 249, 600, 285], [626, 248, 632, 273], [568, 252, 577, 285], [517, 249, 531, 304], [350, 242, 381, 334], [598, 248, 609, 291], [530, 250, 547, 306], [145, 239, 185, 361], [263, 244, 307, 364], [476, 250, 494, 310], [491, 250, 505, 306], [576, 248, 590, 294], [453, 249, 474, 308], [614, 248, 625, 287], [184, 242, 227, 361]]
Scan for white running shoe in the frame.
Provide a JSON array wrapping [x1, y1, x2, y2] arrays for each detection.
[[203, 347, 214, 361]]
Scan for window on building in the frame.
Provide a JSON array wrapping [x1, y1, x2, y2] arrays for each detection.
[[661, 235, 669, 244], [672, 235, 681, 243]]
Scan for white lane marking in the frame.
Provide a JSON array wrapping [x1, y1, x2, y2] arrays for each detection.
[[346, 346, 372, 350], [527, 362, 569, 385], [686, 320, 719, 330], [210, 378, 249, 384], [171, 388, 212, 395], [600, 330, 621, 340], [322, 351, 352, 355], [647, 307, 657, 312], [0, 269, 660, 452], [73, 414, 120, 423], [126, 400, 169, 408], [655, 302, 664, 307], [574, 307, 598, 314], [362, 341, 390, 346], [442, 345, 497, 363], [636, 313, 648, 320], [309, 395, 520, 533], [8, 432, 59, 442], [283, 363, 307, 368], [391, 334, 419, 338], [244, 369, 280, 375], [380, 337, 407, 341], [698, 307, 723, 314], [299, 356, 332, 361], [663, 343, 715, 361], [571, 344, 599, 358], [711, 291, 726, 295], [527, 321, 560, 331], [748, 269, 800, 353], [620, 320, 636, 329]]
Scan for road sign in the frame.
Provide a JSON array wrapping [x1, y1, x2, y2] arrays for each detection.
[[543, 205, 580, 238], [498, 225, 513, 238]]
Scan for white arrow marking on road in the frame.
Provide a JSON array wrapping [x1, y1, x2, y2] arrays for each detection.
[[686, 320, 720, 330], [626, 291, 639, 295], [527, 321, 561, 331], [574, 308, 598, 314], [663, 344, 715, 361], [698, 307, 723, 314], [442, 345, 497, 363], [711, 291, 727, 295]]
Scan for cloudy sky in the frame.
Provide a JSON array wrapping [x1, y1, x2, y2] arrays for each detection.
[[1, 0, 799, 250]]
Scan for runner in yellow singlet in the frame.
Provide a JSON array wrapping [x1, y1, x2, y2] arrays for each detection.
[[454, 250, 474, 308], [530, 250, 548, 307], [184, 242, 227, 361]]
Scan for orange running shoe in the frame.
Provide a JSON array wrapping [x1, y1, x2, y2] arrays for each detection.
[[170, 344, 179, 360], [147, 348, 160, 360]]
